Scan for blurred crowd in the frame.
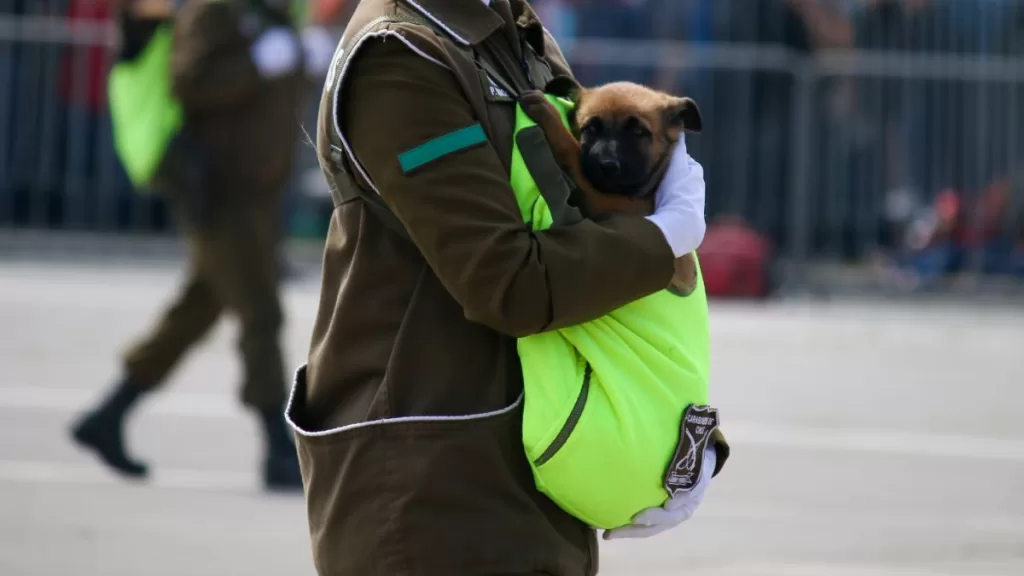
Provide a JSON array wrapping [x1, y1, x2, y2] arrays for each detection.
[[1, 0, 1023, 287], [528, 0, 1024, 285]]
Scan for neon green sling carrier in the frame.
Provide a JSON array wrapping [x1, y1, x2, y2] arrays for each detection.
[[108, 23, 184, 190], [510, 96, 712, 530]]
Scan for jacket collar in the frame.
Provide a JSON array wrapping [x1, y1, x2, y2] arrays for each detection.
[[403, 0, 546, 54]]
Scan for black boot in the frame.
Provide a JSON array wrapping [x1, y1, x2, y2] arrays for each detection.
[[258, 407, 303, 492], [70, 376, 149, 478]]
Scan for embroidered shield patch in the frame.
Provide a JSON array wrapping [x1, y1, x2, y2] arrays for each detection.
[[664, 404, 719, 498]]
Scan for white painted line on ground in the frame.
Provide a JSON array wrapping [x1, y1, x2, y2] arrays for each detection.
[[699, 502, 1024, 535], [698, 562, 1020, 576], [3, 387, 1024, 462], [3, 457, 1023, 546], [0, 387, 241, 418], [724, 421, 1024, 463], [0, 459, 259, 493]]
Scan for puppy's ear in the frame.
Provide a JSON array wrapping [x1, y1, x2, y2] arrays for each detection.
[[665, 97, 702, 134], [545, 75, 585, 104]]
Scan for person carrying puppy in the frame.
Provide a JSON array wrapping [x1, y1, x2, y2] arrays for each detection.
[[286, 0, 727, 574]]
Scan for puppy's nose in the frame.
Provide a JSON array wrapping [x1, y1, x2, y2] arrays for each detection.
[[599, 158, 621, 177]]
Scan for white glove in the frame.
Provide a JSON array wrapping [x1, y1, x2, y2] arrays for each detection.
[[300, 25, 338, 78], [645, 137, 707, 258], [250, 26, 301, 79], [603, 444, 716, 540]]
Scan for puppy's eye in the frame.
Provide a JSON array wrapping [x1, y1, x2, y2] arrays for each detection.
[[582, 118, 602, 135], [631, 124, 650, 138]]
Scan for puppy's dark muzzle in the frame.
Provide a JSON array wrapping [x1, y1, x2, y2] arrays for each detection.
[[591, 141, 617, 168], [597, 157, 621, 178], [582, 147, 623, 189], [582, 154, 646, 197]]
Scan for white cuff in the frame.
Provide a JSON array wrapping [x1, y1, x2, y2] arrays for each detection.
[[646, 210, 706, 259], [645, 140, 707, 258]]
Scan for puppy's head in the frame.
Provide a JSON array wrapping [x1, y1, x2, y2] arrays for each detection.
[[547, 77, 702, 198]]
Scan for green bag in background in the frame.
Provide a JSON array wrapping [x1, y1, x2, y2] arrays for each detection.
[[108, 23, 183, 191]]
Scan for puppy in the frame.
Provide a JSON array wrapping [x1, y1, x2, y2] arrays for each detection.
[[519, 77, 703, 296]]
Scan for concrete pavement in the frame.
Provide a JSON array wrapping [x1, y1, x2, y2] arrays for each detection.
[[1, 259, 1023, 576]]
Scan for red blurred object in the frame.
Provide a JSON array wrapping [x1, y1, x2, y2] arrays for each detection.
[[61, 0, 114, 111], [696, 217, 774, 299], [312, 0, 353, 25], [944, 181, 1010, 248], [934, 188, 961, 224]]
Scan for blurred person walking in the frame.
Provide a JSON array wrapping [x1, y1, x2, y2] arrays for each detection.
[[69, 0, 332, 491]]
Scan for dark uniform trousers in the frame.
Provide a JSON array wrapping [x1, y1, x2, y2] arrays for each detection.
[[123, 170, 287, 411]]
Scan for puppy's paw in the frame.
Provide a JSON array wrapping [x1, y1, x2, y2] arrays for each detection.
[[545, 75, 584, 103], [519, 90, 563, 129], [519, 90, 547, 106], [518, 90, 549, 115]]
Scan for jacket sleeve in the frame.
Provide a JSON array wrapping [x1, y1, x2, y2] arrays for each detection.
[[171, 0, 265, 113], [340, 38, 675, 338]]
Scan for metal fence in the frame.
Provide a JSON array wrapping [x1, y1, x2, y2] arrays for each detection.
[[2, 0, 1023, 295]]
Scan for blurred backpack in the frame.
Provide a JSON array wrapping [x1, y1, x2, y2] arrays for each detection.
[[108, 10, 183, 191], [696, 215, 775, 299]]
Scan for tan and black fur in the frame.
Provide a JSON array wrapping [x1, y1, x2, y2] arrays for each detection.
[[519, 77, 703, 296]]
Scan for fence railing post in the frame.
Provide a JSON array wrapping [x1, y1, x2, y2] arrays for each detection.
[[787, 58, 817, 295]]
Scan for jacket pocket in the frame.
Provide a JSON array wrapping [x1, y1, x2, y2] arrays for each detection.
[[285, 364, 593, 576]]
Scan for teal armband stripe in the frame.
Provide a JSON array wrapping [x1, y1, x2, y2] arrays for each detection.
[[398, 124, 487, 174]]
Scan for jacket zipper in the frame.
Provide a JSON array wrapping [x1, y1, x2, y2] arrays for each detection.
[[533, 363, 592, 466]]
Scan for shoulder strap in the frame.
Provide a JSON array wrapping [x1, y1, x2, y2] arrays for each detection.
[[522, 41, 555, 90], [326, 147, 411, 240], [322, 12, 438, 241]]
